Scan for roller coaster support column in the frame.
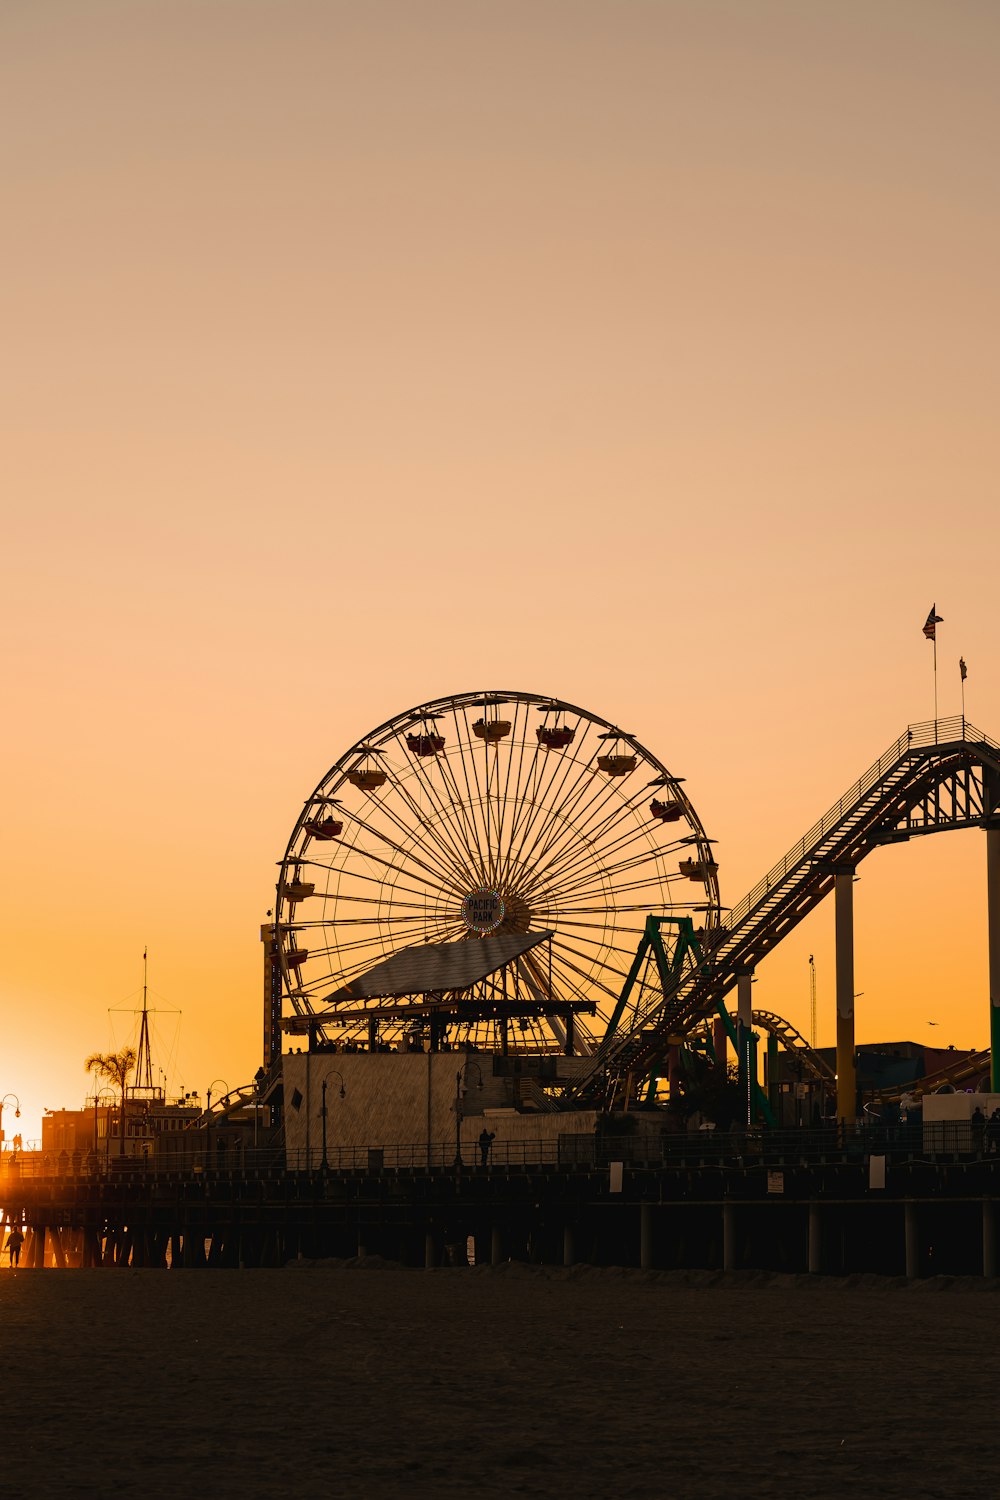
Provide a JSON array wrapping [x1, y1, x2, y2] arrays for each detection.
[[766, 1032, 779, 1117], [713, 1015, 728, 1072], [835, 867, 857, 1124], [737, 972, 753, 1124], [988, 827, 1000, 1092]]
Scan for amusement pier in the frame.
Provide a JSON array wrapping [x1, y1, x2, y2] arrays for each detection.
[[9, 690, 1000, 1278]]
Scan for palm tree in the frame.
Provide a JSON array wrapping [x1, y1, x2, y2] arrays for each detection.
[[85, 1048, 136, 1157]]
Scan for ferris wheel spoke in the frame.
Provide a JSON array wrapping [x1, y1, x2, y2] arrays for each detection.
[[501, 722, 596, 880], [328, 807, 464, 895], [495, 696, 541, 881], [315, 921, 459, 963], [427, 707, 485, 873], [371, 755, 485, 893], [544, 863, 679, 905], [363, 743, 478, 889], [523, 762, 650, 884], [311, 869, 458, 908], [312, 915, 462, 965], [495, 709, 550, 862], [550, 927, 647, 963], [527, 953, 591, 1009], [538, 835, 684, 900], [455, 703, 496, 875], [519, 768, 637, 895], [320, 831, 468, 903], [446, 705, 492, 873], [494, 731, 550, 892], [555, 901, 688, 917], [554, 871, 695, 905], [307, 888, 433, 910], [540, 777, 659, 872], [547, 945, 626, 1003], [390, 728, 489, 889], [551, 915, 653, 939], [352, 777, 476, 890], [500, 711, 594, 876], [493, 698, 526, 874], [533, 819, 687, 903], [293, 911, 453, 929], [404, 733, 491, 885], [441, 724, 498, 885]]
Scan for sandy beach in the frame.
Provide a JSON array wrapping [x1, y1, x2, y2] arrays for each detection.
[[3, 1262, 999, 1498]]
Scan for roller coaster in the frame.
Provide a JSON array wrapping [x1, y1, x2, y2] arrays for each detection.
[[578, 715, 1000, 1110]]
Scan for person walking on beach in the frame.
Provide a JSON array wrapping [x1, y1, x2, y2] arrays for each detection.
[[478, 1128, 495, 1167], [7, 1223, 24, 1268]]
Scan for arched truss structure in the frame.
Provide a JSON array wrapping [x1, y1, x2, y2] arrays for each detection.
[[273, 690, 721, 1053], [579, 717, 1000, 1095], [691, 1008, 835, 1088]]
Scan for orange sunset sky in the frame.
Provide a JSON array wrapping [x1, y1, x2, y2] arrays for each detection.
[[2, 1, 998, 1139]]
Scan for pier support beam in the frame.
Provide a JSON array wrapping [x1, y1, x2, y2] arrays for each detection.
[[984, 1201, 996, 1279], [639, 1203, 652, 1271], [722, 1202, 736, 1272], [808, 1202, 822, 1275], [904, 1202, 919, 1279], [491, 1226, 503, 1266], [988, 828, 1000, 1092], [424, 1231, 436, 1270], [835, 868, 857, 1123], [563, 1225, 575, 1268]]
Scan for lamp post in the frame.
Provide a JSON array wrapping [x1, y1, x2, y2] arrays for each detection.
[[453, 1061, 483, 1167], [1, 1094, 20, 1161], [320, 1071, 346, 1172], [205, 1079, 229, 1166]]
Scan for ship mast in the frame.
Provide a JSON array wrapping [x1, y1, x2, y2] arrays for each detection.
[[135, 947, 154, 1090]]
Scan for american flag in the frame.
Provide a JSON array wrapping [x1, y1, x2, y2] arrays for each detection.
[[922, 605, 943, 641]]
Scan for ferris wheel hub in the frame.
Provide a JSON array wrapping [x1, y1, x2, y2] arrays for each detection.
[[461, 887, 506, 936]]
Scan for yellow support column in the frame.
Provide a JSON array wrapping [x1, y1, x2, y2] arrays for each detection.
[[835, 868, 857, 1124]]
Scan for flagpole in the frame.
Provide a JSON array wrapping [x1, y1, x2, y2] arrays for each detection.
[[933, 635, 938, 735], [923, 606, 943, 741]]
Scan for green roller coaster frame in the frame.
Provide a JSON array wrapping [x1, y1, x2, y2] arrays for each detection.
[[605, 915, 775, 1126]]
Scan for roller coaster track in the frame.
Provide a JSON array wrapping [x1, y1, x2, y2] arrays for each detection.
[[746, 1009, 836, 1085], [691, 1006, 835, 1086], [692, 1007, 992, 1100], [573, 717, 1000, 1098], [878, 1046, 990, 1102]]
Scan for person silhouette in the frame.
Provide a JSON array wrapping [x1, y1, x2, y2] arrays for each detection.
[[7, 1223, 24, 1268], [478, 1129, 495, 1167]]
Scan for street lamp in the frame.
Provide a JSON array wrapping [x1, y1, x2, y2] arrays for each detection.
[[320, 1071, 346, 1172], [453, 1062, 483, 1168], [1, 1094, 20, 1161], [205, 1079, 229, 1166], [206, 1079, 229, 1114]]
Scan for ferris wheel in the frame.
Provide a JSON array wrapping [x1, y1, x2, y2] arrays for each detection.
[[274, 690, 721, 1052]]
